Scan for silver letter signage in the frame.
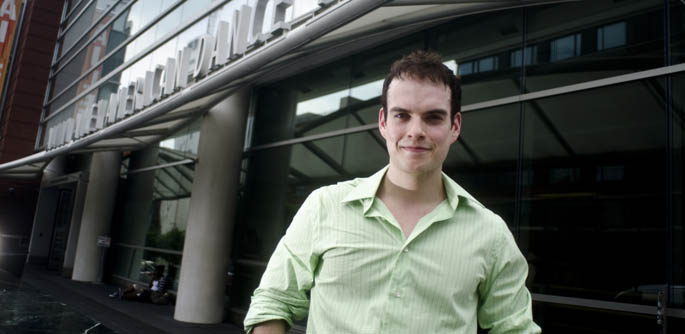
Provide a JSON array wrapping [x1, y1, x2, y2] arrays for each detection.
[[46, 0, 312, 150]]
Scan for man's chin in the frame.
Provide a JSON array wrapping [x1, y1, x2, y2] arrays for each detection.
[[391, 162, 439, 176]]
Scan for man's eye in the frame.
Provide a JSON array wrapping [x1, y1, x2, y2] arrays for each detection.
[[394, 113, 409, 119]]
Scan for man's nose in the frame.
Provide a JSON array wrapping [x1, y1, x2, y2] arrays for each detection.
[[406, 118, 426, 138]]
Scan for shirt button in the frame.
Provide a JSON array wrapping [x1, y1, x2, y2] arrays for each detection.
[[393, 291, 401, 298], [403, 248, 409, 253]]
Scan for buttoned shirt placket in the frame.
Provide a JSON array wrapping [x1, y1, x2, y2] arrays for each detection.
[[363, 196, 458, 333]]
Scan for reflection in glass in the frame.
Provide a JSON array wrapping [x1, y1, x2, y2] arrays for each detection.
[[550, 34, 581, 62], [63, 0, 88, 27], [433, 9, 523, 105], [478, 56, 498, 72], [670, 317, 685, 333], [251, 33, 422, 145], [61, 0, 95, 56], [253, 71, 382, 143], [159, 119, 201, 158], [48, 0, 211, 115], [51, 4, 132, 114], [597, 22, 626, 50], [532, 303, 658, 334], [511, 46, 537, 68], [672, 0, 685, 65], [457, 62, 473, 76], [445, 104, 520, 225], [526, 0, 665, 92], [520, 78, 668, 305], [110, 162, 191, 279], [673, 73, 684, 308], [108, 121, 199, 285]]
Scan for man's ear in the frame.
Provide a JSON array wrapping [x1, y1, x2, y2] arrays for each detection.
[[451, 112, 462, 144], [378, 107, 388, 138]]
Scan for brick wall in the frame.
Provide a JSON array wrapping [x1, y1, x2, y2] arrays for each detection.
[[0, 0, 63, 163]]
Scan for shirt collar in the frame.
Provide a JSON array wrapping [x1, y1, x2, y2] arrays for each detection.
[[341, 166, 388, 214], [341, 166, 471, 213]]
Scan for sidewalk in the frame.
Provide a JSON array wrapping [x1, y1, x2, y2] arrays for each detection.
[[14, 264, 245, 334]]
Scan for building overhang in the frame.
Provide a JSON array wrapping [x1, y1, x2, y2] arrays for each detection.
[[0, 0, 576, 178]]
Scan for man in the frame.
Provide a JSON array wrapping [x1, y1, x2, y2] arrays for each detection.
[[244, 50, 540, 334]]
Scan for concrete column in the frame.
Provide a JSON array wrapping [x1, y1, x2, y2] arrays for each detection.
[[174, 87, 250, 323], [72, 151, 121, 282]]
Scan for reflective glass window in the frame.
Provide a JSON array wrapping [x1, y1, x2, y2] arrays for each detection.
[[511, 46, 537, 68], [520, 78, 669, 305], [112, 152, 194, 248], [477, 56, 498, 72], [532, 303, 660, 334], [673, 72, 684, 309], [47, 0, 254, 119], [159, 121, 200, 158], [50, 0, 178, 114], [50, 6, 131, 113], [250, 35, 423, 145], [110, 162, 191, 282], [672, 0, 685, 64], [61, 0, 124, 60], [549, 34, 581, 61], [108, 121, 199, 284], [525, 0, 665, 92], [597, 22, 627, 50], [432, 9, 524, 105], [670, 317, 685, 333], [458, 62, 473, 75], [61, 0, 96, 55], [444, 104, 520, 225], [64, 0, 88, 27]]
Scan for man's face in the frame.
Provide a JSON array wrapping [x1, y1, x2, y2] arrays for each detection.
[[379, 77, 461, 176]]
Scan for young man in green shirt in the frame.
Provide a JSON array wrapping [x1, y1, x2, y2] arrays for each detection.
[[245, 50, 540, 334]]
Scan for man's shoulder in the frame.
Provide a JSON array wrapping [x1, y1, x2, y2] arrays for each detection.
[[458, 196, 507, 228], [309, 177, 366, 203]]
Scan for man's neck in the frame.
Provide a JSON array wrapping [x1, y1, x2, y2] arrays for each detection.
[[378, 165, 446, 206], [376, 166, 447, 237]]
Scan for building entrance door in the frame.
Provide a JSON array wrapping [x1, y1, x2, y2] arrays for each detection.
[[46, 189, 74, 271]]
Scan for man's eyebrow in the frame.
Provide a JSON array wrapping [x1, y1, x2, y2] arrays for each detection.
[[389, 108, 448, 114], [425, 109, 449, 116]]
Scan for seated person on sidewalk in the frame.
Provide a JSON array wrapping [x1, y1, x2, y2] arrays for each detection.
[[150, 265, 176, 305], [109, 265, 165, 302]]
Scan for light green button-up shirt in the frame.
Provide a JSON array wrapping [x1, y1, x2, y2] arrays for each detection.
[[245, 167, 540, 334]]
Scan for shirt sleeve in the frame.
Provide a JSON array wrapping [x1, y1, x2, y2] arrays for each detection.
[[477, 221, 541, 334], [243, 189, 322, 333]]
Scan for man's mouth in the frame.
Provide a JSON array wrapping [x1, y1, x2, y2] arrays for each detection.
[[400, 146, 431, 152]]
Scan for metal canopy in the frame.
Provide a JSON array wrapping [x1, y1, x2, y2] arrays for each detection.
[[0, 161, 50, 179]]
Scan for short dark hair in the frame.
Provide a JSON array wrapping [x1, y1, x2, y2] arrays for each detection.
[[381, 50, 461, 123]]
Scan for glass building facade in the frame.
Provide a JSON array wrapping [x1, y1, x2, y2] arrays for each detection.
[[14, 0, 685, 332]]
